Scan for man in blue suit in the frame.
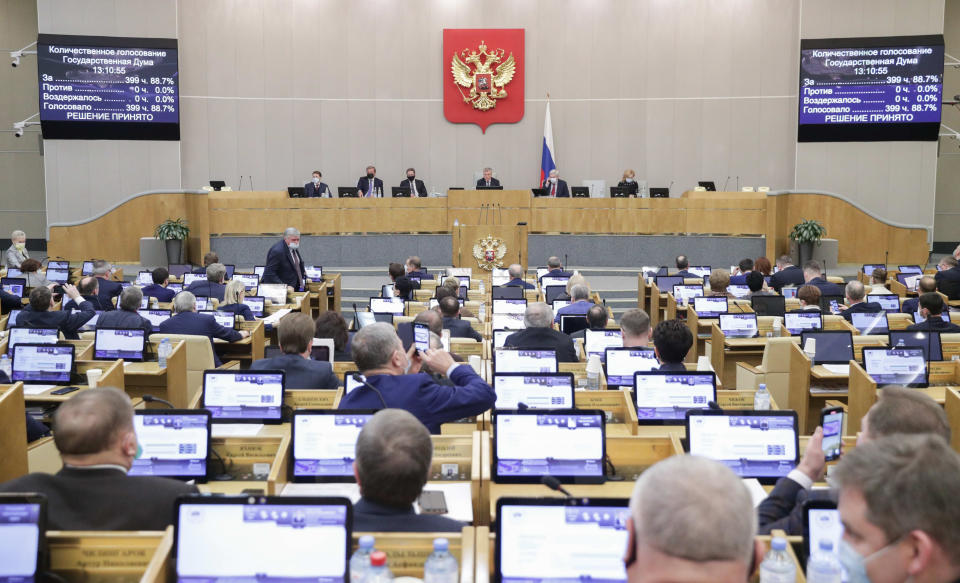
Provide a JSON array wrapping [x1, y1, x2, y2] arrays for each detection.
[[262, 227, 306, 290], [802, 260, 844, 297], [304, 170, 330, 198], [769, 255, 806, 292], [901, 276, 936, 314], [652, 319, 692, 372], [158, 292, 248, 366], [337, 323, 495, 433], [357, 165, 384, 198], [185, 263, 227, 302], [438, 297, 482, 341], [141, 267, 176, 303], [539, 256, 573, 284], [935, 256, 960, 300], [63, 277, 113, 312], [504, 264, 534, 289], [554, 283, 593, 324], [838, 280, 883, 322], [541, 169, 569, 198], [92, 260, 123, 309], [18, 284, 95, 340], [97, 287, 154, 337], [249, 312, 337, 389]]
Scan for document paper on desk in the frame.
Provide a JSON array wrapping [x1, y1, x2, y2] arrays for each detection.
[[821, 364, 850, 376], [211, 424, 264, 437], [22, 385, 56, 395], [261, 308, 292, 326]]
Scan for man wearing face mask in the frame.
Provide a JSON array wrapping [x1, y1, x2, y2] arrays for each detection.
[[541, 168, 569, 198], [304, 170, 330, 198], [0, 387, 198, 530], [357, 165, 384, 198], [336, 322, 495, 433], [399, 167, 427, 197], [832, 434, 960, 583], [262, 227, 307, 290]]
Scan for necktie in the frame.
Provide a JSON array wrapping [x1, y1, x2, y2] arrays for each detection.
[[366, 180, 373, 197], [291, 250, 303, 288], [486, 180, 490, 187], [551, 182, 556, 197], [410, 180, 416, 196]]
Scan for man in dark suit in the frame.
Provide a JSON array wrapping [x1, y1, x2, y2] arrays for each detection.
[[337, 323, 495, 433], [907, 293, 960, 332], [674, 255, 694, 279], [728, 258, 753, 286], [141, 267, 176, 303], [476, 167, 500, 188], [758, 387, 950, 535], [901, 276, 936, 314], [652, 319, 692, 372], [388, 262, 414, 300], [398, 168, 428, 197], [404, 256, 433, 280], [620, 308, 652, 348], [92, 260, 123, 308], [504, 302, 578, 362], [352, 409, 463, 532], [838, 280, 883, 322], [185, 262, 227, 302], [802, 260, 844, 296], [935, 256, 960, 300], [439, 296, 482, 341], [304, 170, 330, 198], [541, 169, 569, 198], [540, 256, 573, 284], [570, 304, 609, 342], [769, 255, 806, 292], [63, 276, 113, 312], [158, 291, 248, 366], [192, 252, 219, 275], [554, 283, 594, 325], [357, 165, 384, 198], [0, 387, 198, 530], [504, 264, 534, 289], [249, 312, 337, 389], [262, 227, 306, 290], [97, 286, 154, 337], [18, 285, 95, 340], [0, 287, 21, 313]]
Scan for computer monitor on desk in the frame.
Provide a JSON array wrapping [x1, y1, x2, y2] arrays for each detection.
[[635, 371, 716, 424], [862, 347, 928, 387], [202, 370, 285, 424], [493, 348, 558, 373], [0, 493, 46, 583], [390, 187, 412, 198], [609, 187, 636, 198], [889, 330, 942, 361], [11, 344, 74, 385], [493, 409, 606, 484], [697, 181, 716, 191], [291, 410, 377, 482], [493, 372, 575, 410], [685, 410, 799, 484], [649, 187, 670, 198], [131, 410, 211, 481], [338, 187, 359, 198]]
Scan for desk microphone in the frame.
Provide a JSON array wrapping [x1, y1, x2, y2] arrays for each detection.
[[722, 176, 730, 191], [736, 176, 740, 191], [541, 475, 573, 498], [668, 180, 674, 195], [142, 394, 175, 409], [351, 374, 387, 408]]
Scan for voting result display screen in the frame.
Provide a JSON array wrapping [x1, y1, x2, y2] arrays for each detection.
[[37, 34, 179, 140], [687, 412, 798, 481], [799, 35, 944, 141], [0, 501, 43, 582], [202, 371, 284, 423], [291, 412, 374, 481], [494, 411, 605, 484], [131, 411, 210, 480]]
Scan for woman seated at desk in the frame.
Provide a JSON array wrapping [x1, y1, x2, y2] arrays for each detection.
[[218, 280, 255, 321]]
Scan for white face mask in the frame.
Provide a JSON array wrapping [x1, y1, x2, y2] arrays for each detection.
[[625, 177, 634, 183], [312, 177, 320, 184], [288, 242, 299, 250], [549, 177, 558, 184]]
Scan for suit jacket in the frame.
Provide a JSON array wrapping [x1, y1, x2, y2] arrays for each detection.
[[476, 177, 501, 188], [96, 309, 154, 338], [0, 289, 21, 313], [5, 245, 27, 268], [353, 498, 463, 533], [96, 277, 124, 307], [541, 179, 570, 198], [757, 477, 809, 536], [769, 265, 806, 292], [505, 278, 535, 290], [807, 277, 844, 297], [729, 273, 748, 286], [503, 327, 578, 363], [398, 178, 428, 197], [674, 270, 695, 279], [901, 297, 920, 314], [442, 316, 482, 341], [0, 467, 198, 531], [262, 239, 306, 289], [337, 366, 495, 433], [18, 300, 95, 340], [616, 181, 639, 193], [304, 181, 330, 198], [841, 301, 883, 322], [554, 300, 593, 324], [250, 353, 337, 390], [158, 311, 242, 366], [935, 267, 960, 300], [409, 269, 434, 281], [907, 317, 960, 333], [25, 413, 49, 442], [657, 362, 688, 372], [218, 302, 255, 321], [63, 294, 113, 312], [141, 284, 176, 303], [357, 176, 385, 197], [185, 280, 226, 302]]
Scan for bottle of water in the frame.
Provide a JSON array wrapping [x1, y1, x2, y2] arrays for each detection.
[[478, 279, 485, 294], [478, 302, 486, 322], [362, 551, 393, 583], [158, 338, 171, 368], [772, 317, 782, 336], [349, 535, 376, 583], [754, 383, 771, 410], [806, 540, 842, 583], [759, 537, 797, 583], [0, 354, 11, 379], [423, 538, 458, 583]]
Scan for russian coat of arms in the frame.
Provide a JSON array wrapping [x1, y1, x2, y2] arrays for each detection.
[[450, 41, 517, 111], [472, 235, 507, 270]]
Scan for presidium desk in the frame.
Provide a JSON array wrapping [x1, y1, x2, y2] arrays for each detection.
[[47, 190, 929, 266]]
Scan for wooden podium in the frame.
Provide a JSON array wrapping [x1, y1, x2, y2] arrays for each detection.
[[450, 189, 530, 271], [452, 223, 528, 271]]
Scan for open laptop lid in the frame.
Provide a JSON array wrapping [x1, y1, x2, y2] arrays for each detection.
[[7, 327, 58, 355], [173, 495, 352, 583], [862, 263, 885, 274], [654, 275, 682, 291], [719, 313, 758, 338], [12, 343, 74, 384], [862, 346, 928, 387], [290, 410, 378, 482], [685, 409, 799, 484], [94, 327, 146, 361], [896, 273, 920, 291], [131, 409, 211, 482], [1, 278, 25, 298], [889, 330, 943, 361], [202, 370, 285, 424], [369, 296, 404, 315], [800, 330, 854, 364], [867, 294, 900, 312], [493, 409, 606, 484], [693, 296, 727, 318], [784, 311, 822, 334], [492, 372, 575, 410], [232, 273, 260, 290], [0, 493, 46, 583], [584, 329, 623, 362], [898, 265, 922, 274], [560, 315, 589, 335], [688, 266, 711, 279], [604, 347, 658, 388], [241, 296, 265, 317], [634, 371, 716, 425], [751, 295, 786, 317], [672, 284, 704, 305], [493, 298, 527, 314], [259, 283, 288, 305], [492, 286, 524, 300], [45, 268, 69, 284], [493, 348, 558, 373], [850, 311, 889, 335], [137, 309, 172, 330]]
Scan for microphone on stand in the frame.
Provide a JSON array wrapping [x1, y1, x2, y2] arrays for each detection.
[[249, 176, 254, 191], [722, 176, 730, 191], [736, 176, 740, 191], [143, 394, 176, 409], [541, 475, 573, 498], [668, 180, 674, 195], [351, 374, 388, 408]]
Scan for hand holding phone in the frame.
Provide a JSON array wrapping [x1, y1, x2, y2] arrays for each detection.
[[821, 406, 844, 462], [413, 322, 430, 354]]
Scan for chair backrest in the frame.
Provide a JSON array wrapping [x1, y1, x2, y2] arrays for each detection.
[[760, 337, 797, 373], [150, 333, 216, 400]]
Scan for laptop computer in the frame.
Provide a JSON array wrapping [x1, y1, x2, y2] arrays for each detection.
[[492, 372, 575, 410], [649, 188, 670, 198], [571, 186, 590, 197], [551, 299, 571, 312], [232, 273, 259, 290], [493, 329, 513, 349], [1, 278, 25, 298], [492, 286, 524, 300], [688, 266, 711, 279], [862, 263, 885, 274], [254, 266, 265, 279], [47, 260, 69, 270], [604, 347, 659, 388], [799, 330, 854, 365], [45, 268, 69, 284], [81, 261, 95, 276], [782, 287, 798, 299], [751, 295, 786, 317], [131, 409, 211, 481], [685, 409, 799, 484], [167, 264, 192, 278], [493, 348, 558, 373], [634, 371, 716, 424], [7, 309, 20, 327], [544, 286, 568, 305], [237, 296, 263, 317], [697, 181, 716, 191], [202, 370, 285, 424], [850, 311, 889, 335], [287, 186, 306, 197], [727, 284, 750, 298], [862, 347, 928, 387], [197, 311, 236, 330], [559, 315, 589, 335], [896, 272, 921, 292], [193, 296, 211, 311], [290, 410, 377, 482], [12, 344, 74, 387], [672, 284, 704, 306], [609, 187, 636, 198], [693, 296, 727, 318], [173, 496, 352, 583], [390, 186, 411, 198], [477, 184, 503, 190], [135, 270, 153, 286], [495, 497, 629, 583], [820, 295, 844, 315], [7, 328, 57, 355], [719, 313, 759, 338], [493, 298, 527, 314], [167, 283, 184, 293], [889, 330, 943, 361], [584, 329, 623, 361], [867, 294, 900, 312], [94, 328, 146, 361], [531, 188, 548, 197], [493, 409, 606, 484], [0, 493, 46, 583], [898, 265, 922, 274], [369, 296, 405, 315], [208, 180, 226, 190], [338, 186, 359, 197], [784, 311, 822, 334], [259, 283, 287, 305], [654, 275, 683, 292], [138, 309, 172, 331], [182, 273, 204, 287], [492, 313, 525, 330], [540, 275, 570, 289], [305, 266, 323, 280]]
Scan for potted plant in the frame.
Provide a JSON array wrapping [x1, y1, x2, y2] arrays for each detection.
[[155, 218, 189, 264], [789, 218, 826, 266]]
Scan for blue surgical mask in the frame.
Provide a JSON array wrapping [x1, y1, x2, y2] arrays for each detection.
[[312, 177, 320, 184], [838, 538, 906, 583]]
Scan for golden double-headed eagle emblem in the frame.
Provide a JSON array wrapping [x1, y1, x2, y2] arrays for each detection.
[[472, 235, 507, 270], [451, 41, 517, 111]]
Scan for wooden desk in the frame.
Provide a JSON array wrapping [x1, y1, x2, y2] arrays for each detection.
[[0, 383, 28, 482], [351, 528, 475, 581], [121, 340, 189, 407], [47, 528, 172, 583], [21, 360, 125, 404]]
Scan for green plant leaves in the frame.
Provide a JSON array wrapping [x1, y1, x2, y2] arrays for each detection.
[[155, 217, 190, 240], [789, 218, 826, 245]]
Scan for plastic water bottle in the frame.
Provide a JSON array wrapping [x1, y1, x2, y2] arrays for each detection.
[[478, 302, 486, 322], [423, 538, 458, 583], [759, 537, 797, 583], [478, 279, 485, 294], [773, 318, 782, 336], [806, 540, 842, 583], [0, 354, 11, 379], [586, 355, 602, 391], [158, 338, 171, 368], [349, 535, 376, 583], [362, 551, 393, 583], [754, 383, 771, 410]]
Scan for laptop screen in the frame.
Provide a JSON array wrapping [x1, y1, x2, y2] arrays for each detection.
[[131, 410, 210, 480], [136, 271, 153, 286], [784, 312, 822, 334], [137, 309, 172, 330], [889, 330, 943, 361], [183, 273, 204, 286], [604, 348, 658, 387], [494, 348, 558, 373], [12, 344, 73, 384], [47, 260, 69, 270], [253, 266, 265, 278], [896, 273, 920, 291], [782, 287, 798, 298], [7, 328, 57, 355], [493, 329, 513, 349], [192, 297, 210, 311], [199, 311, 235, 329], [689, 266, 711, 278], [655, 276, 683, 292], [751, 295, 786, 317], [496, 500, 629, 583], [727, 284, 750, 298], [672, 285, 704, 305], [862, 264, 885, 274], [94, 328, 146, 360], [167, 283, 184, 293], [0, 497, 43, 582], [551, 299, 571, 312], [867, 294, 900, 312], [241, 296, 265, 317], [544, 286, 568, 305], [343, 372, 364, 394], [898, 265, 922, 274], [202, 371, 284, 423], [305, 266, 323, 280], [584, 329, 623, 361], [863, 347, 927, 386], [167, 264, 191, 278], [233, 274, 259, 290], [174, 498, 350, 583], [369, 297, 404, 315], [259, 284, 288, 305], [493, 373, 575, 410], [493, 299, 527, 314], [46, 268, 69, 284], [634, 372, 716, 423], [693, 296, 727, 317], [800, 331, 854, 364], [292, 411, 374, 481], [81, 261, 94, 275], [1, 278, 25, 298], [493, 312, 527, 331], [494, 410, 606, 483], [850, 312, 888, 335], [541, 276, 570, 290], [719, 313, 758, 338], [686, 411, 799, 481]]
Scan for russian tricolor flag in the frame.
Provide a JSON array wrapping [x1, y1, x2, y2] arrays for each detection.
[[540, 101, 556, 186]]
